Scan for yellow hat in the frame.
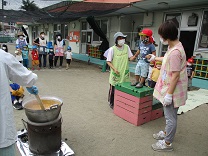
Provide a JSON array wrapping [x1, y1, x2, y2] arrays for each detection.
[[156, 61, 162, 65]]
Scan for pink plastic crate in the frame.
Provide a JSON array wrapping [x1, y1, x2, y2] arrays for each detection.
[[114, 94, 152, 110], [115, 90, 153, 104], [151, 108, 164, 121], [115, 100, 152, 115], [114, 105, 151, 126]]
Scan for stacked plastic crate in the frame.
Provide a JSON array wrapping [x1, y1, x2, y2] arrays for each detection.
[[192, 58, 208, 89], [88, 45, 102, 58], [114, 82, 163, 126]]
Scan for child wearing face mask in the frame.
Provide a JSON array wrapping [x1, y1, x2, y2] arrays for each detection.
[[14, 45, 23, 63], [147, 61, 155, 87], [30, 45, 40, 70], [105, 32, 134, 109], [64, 46, 73, 70], [186, 58, 194, 91], [150, 61, 162, 88], [48, 46, 55, 69], [16, 32, 28, 50], [22, 45, 29, 68], [131, 28, 156, 88]]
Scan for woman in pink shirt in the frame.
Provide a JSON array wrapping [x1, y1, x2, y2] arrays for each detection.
[[147, 20, 188, 152]]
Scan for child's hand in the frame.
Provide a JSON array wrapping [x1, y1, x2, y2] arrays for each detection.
[[146, 54, 155, 62], [130, 56, 136, 61], [145, 55, 151, 59], [114, 69, 119, 75]]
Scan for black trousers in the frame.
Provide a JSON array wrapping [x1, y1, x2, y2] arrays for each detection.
[[150, 81, 157, 88], [49, 59, 53, 67], [108, 85, 115, 108], [54, 56, 63, 67], [39, 54, 47, 67]]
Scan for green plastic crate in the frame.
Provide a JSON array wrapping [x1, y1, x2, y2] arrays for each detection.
[[115, 82, 153, 98]]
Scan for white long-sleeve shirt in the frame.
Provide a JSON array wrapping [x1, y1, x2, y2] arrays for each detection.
[[0, 49, 37, 148]]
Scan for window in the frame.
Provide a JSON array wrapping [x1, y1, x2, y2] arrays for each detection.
[[54, 24, 69, 40], [92, 20, 108, 42], [8, 22, 15, 26], [32, 26, 38, 40], [82, 22, 87, 30], [198, 11, 208, 49], [81, 20, 108, 43]]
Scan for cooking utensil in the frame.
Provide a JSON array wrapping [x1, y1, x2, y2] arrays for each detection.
[[22, 96, 63, 123], [35, 94, 45, 110]]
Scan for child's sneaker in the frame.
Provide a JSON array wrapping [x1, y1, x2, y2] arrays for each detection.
[[13, 101, 23, 110], [135, 83, 143, 88], [131, 82, 139, 86], [152, 140, 173, 152], [153, 131, 166, 140]]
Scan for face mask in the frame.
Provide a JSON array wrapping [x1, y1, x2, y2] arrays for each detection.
[[19, 36, 24, 39], [50, 49, 53, 52], [142, 37, 149, 44], [2, 47, 6, 50], [156, 66, 161, 69], [187, 62, 191, 66], [117, 39, 125, 46], [160, 38, 168, 45], [57, 36, 61, 39]]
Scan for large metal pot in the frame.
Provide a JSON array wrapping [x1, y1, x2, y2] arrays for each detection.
[[22, 96, 63, 123]]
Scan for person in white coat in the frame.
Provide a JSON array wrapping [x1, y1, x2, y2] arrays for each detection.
[[0, 49, 38, 155]]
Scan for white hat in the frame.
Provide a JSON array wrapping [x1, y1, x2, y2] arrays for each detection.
[[114, 32, 127, 42]]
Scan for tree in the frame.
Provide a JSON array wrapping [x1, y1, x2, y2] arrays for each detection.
[[20, 0, 39, 11]]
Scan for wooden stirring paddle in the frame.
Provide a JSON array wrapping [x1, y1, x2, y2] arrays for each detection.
[[35, 94, 45, 110]]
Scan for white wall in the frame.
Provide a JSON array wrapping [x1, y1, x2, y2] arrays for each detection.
[[147, 12, 164, 56], [180, 10, 202, 31], [107, 14, 144, 50], [108, 16, 120, 47]]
